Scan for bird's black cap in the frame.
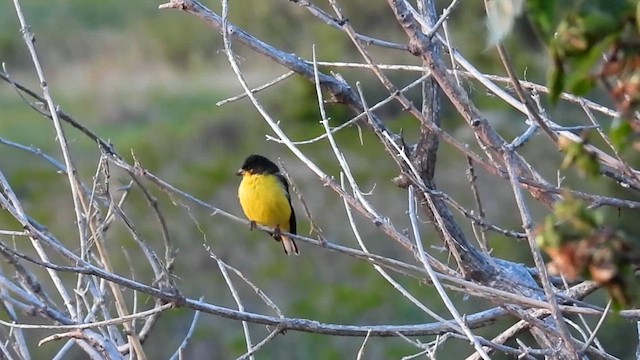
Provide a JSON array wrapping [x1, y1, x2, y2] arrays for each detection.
[[237, 154, 280, 175]]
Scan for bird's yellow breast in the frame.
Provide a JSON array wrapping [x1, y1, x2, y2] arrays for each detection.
[[238, 173, 291, 231]]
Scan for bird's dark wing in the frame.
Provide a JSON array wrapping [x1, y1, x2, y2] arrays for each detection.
[[289, 203, 297, 235], [276, 173, 296, 235], [275, 173, 291, 200]]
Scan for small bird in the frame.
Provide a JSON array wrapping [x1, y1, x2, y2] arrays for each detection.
[[236, 154, 299, 255]]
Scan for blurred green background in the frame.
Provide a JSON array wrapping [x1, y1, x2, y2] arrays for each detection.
[[0, 0, 637, 358]]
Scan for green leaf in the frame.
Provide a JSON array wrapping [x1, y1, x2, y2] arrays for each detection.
[[581, 11, 621, 39], [576, 151, 601, 176], [554, 15, 589, 55], [567, 76, 596, 96], [548, 54, 565, 103], [537, 216, 562, 248], [526, 0, 557, 38], [610, 117, 633, 151], [565, 34, 617, 95], [559, 138, 600, 177], [637, 1, 640, 34]]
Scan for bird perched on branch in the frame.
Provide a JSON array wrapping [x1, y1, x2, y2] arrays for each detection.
[[236, 154, 299, 255]]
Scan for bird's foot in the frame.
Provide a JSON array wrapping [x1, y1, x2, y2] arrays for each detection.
[[249, 220, 257, 231]]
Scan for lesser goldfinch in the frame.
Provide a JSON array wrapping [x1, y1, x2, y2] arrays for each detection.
[[236, 154, 299, 255]]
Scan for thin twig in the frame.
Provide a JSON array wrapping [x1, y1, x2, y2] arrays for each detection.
[[408, 186, 491, 360], [465, 157, 488, 252], [11, 0, 89, 322], [217, 71, 295, 106], [356, 329, 372, 360], [214, 244, 254, 360], [0, 303, 174, 331], [235, 326, 282, 360], [502, 147, 578, 359], [579, 300, 611, 354], [169, 298, 203, 360]]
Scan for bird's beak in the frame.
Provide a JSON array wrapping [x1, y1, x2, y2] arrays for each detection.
[[236, 169, 244, 176]]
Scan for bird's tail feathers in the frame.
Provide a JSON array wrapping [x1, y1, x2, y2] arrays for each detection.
[[277, 235, 299, 255]]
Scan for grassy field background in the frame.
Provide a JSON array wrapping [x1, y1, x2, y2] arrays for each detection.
[[0, 0, 637, 358]]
